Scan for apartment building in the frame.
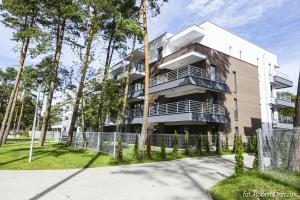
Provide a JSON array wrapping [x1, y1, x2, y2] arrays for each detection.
[[110, 21, 294, 142]]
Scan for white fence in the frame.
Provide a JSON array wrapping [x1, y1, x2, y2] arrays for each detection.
[[28, 131, 62, 142], [71, 132, 225, 157]]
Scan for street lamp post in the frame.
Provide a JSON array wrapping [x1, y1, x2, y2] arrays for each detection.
[[29, 77, 43, 162]]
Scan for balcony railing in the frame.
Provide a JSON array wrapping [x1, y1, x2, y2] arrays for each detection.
[[150, 65, 225, 87], [273, 70, 289, 80], [149, 100, 225, 116], [278, 115, 293, 124], [126, 100, 225, 118], [276, 92, 292, 102]]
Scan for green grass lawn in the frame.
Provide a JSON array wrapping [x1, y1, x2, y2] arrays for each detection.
[[0, 138, 220, 170], [210, 170, 300, 200]]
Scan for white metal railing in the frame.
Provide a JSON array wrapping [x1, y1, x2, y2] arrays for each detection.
[[273, 70, 289, 80], [278, 115, 293, 124], [125, 100, 225, 118], [150, 65, 225, 87], [276, 92, 292, 102]]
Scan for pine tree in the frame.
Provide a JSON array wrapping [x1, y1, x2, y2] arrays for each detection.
[[184, 130, 190, 156], [233, 134, 237, 153], [216, 133, 222, 155], [173, 130, 178, 156], [235, 135, 244, 175], [160, 136, 166, 159], [247, 136, 252, 153], [252, 133, 257, 153], [133, 135, 139, 159], [196, 134, 203, 155], [225, 134, 230, 153], [116, 134, 123, 161]]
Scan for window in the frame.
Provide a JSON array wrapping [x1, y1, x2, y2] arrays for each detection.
[[234, 98, 238, 121], [210, 64, 216, 81], [233, 71, 237, 92], [239, 50, 242, 59], [157, 47, 163, 60]]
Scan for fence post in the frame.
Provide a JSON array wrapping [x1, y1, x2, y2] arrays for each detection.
[[97, 132, 100, 152], [113, 132, 117, 158], [256, 128, 263, 171]]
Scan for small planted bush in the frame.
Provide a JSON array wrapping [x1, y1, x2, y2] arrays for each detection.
[[116, 134, 123, 162], [224, 135, 230, 153], [133, 135, 139, 159], [234, 135, 244, 175], [173, 130, 178, 156], [184, 130, 190, 155], [232, 134, 237, 153], [160, 136, 166, 159], [216, 133, 222, 155], [252, 150, 259, 170], [196, 134, 203, 155]]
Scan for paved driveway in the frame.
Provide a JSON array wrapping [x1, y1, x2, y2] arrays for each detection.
[[0, 154, 253, 200]]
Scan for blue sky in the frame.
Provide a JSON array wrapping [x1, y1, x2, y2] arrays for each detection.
[[0, 0, 299, 93]]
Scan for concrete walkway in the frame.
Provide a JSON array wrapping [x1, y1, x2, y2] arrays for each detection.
[[0, 154, 253, 200]]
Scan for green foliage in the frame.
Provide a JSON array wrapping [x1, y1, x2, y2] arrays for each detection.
[[233, 134, 237, 153], [133, 135, 139, 159], [173, 130, 178, 155], [277, 92, 296, 117], [234, 135, 244, 176], [216, 133, 222, 155], [206, 135, 211, 153], [184, 130, 190, 155], [252, 150, 259, 170], [247, 136, 252, 153], [224, 135, 230, 153], [160, 136, 166, 159], [116, 134, 123, 161], [252, 133, 257, 152], [196, 134, 203, 155], [280, 136, 289, 169]]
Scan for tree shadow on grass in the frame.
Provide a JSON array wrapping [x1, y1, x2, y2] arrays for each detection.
[[29, 152, 102, 200]]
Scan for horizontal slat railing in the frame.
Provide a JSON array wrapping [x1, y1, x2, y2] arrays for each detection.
[[125, 100, 225, 118], [276, 92, 292, 102], [278, 115, 293, 124], [150, 65, 225, 87]]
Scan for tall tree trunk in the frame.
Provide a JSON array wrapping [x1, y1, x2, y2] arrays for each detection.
[[16, 91, 26, 133], [66, 12, 97, 146], [39, 19, 66, 146], [12, 107, 19, 137], [0, 8, 35, 145], [140, 0, 150, 151], [295, 71, 300, 127], [81, 97, 87, 149], [116, 36, 137, 133], [2, 86, 19, 144], [96, 34, 115, 132]]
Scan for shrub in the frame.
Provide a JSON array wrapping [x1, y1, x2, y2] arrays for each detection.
[[216, 133, 222, 155], [173, 130, 178, 156], [116, 134, 123, 161], [184, 130, 190, 155], [196, 135, 203, 155], [232, 134, 237, 153], [206, 135, 211, 153], [252, 150, 259, 170], [146, 137, 152, 159], [224, 135, 230, 153], [160, 136, 166, 159], [247, 136, 252, 153], [234, 135, 244, 175], [252, 133, 257, 152], [133, 135, 139, 159]]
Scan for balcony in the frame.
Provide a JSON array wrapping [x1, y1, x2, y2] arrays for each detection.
[[159, 43, 206, 70], [149, 65, 227, 96], [127, 89, 144, 103], [270, 70, 293, 89], [125, 100, 228, 124], [273, 115, 293, 129], [271, 92, 295, 108]]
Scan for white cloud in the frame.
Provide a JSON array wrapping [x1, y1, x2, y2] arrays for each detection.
[[187, 0, 286, 28]]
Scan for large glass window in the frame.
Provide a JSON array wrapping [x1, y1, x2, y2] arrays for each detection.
[[157, 47, 163, 60]]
